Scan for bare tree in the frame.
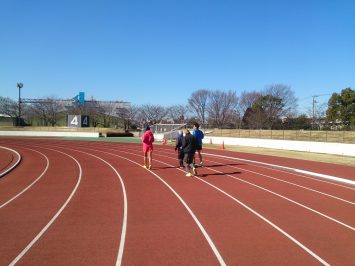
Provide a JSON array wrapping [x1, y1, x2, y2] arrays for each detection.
[[264, 84, 298, 117], [98, 102, 117, 127], [207, 90, 238, 128], [139, 104, 168, 124], [167, 104, 187, 123], [29, 98, 62, 126], [188, 89, 210, 126], [117, 104, 139, 131], [239, 90, 262, 114], [0, 96, 18, 117]]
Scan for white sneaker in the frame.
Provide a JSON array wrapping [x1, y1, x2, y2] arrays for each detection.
[[186, 173, 192, 177]]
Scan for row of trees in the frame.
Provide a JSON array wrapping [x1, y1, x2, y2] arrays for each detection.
[[1, 85, 354, 130]]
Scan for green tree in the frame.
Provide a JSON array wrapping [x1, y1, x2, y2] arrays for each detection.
[[243, 95, 284, 129], [326, 88, 355, 130]]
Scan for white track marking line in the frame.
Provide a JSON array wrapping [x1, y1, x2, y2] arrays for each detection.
[[0, 148, 49, 209], [143, 147, 355, 205], [203, 152, 355, 186], [151, 149, 355, 231], [115, 147, 330, 266], [0, 146, 21, 177], [203, 158, 355, 205], [224, 157, 355, 191], [203, 164, 355, 231], [206, 153, 355, 191], [43, 145, 128, 266], [9, 149, 82, 266], [79, 146, 226, 266]]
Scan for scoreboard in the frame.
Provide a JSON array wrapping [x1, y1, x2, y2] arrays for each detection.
[[68, 115, 89, 128]]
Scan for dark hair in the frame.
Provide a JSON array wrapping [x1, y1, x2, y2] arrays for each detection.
[[193, 122, 200, 129], [145, 125, 150, 131]]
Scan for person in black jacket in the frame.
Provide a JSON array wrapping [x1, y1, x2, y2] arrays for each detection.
[[181, 129, 197, 176], [175, 130, 184, 168]]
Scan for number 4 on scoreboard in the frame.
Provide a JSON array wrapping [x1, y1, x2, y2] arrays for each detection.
[[70, 115, 79, 126], [82, 116, 88, 126]]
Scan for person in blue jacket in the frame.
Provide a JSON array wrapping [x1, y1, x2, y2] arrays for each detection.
[[192, 122, 204, 166]]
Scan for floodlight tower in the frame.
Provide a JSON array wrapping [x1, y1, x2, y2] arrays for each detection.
[[17, 83, 24, 126]]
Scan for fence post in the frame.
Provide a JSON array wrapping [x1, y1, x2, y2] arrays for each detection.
[[326, 131, 328, 142]]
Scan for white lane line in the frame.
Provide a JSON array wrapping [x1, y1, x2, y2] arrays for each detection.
[[9, 149, 82, 266], [83, 146, 226, 266], [0, 146, 21, 177], [204, 158, 355, 205], [116, 147, 330, 266], [0, 148, 49, 209], [203, 152, 355, 186], [210, 154, 355, 191], [46, 145, 128, 266], [221, 157, 355, 191], [151, 149, 355, 231], [203, 163, 355, 231], [147, 148, 355, 205]]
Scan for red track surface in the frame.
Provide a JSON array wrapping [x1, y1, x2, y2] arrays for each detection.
[[0, 137, 354, 265], [0, 146, 20, 176]]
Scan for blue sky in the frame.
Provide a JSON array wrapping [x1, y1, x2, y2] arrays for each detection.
[[1, 0, 354, 114]]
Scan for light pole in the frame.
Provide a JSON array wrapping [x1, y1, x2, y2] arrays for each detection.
[[17, 83, 23, 126]]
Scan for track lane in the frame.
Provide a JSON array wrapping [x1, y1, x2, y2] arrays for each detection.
[[145, 145, 355, 265], [0, 146, 21, 177], [1, 138, 354, 265], [96, 143, 327, 265], [199, 148, 355, 180], [12, 145, 125, 266], [0, 147, 48, 205], [49, 142, 225, 265], [0, 147, 80, 265]]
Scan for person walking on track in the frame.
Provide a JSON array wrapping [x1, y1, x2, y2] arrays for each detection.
[[182, 129, 197, 176], [142, 125, 154, 169], [192, 122, 204, 166], [175, 130, 184, 168]]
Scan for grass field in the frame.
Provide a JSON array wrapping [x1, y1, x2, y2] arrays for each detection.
[[207, 129, 355, 144]]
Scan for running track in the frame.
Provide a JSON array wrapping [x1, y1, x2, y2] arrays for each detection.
[[0, 137, 354, 265]]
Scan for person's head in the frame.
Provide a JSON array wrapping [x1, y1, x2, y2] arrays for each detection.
[[145, 125, 150, 131], [183, 129, 190, 136], [193, 123, 200, 129]]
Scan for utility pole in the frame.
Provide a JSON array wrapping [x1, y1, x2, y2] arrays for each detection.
[[17, 83, 24, 126], [311, 93, 332, 130]]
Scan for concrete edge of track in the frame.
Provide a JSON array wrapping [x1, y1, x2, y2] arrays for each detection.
[[203, 152, 355, 186], [0, 146, 22, 177]]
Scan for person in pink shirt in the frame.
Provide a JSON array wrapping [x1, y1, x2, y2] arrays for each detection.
[[142, 125, 154, 169]]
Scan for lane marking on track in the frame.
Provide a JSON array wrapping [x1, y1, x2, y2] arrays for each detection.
[[0, 148, 49, 209], [153, 148, 355, 205], [41, 145, 128, 266], [202, 152, 355, 186], [102, 146, 329, 266], [214, 156, 355, 191], [203, 158, 355, 205], [152, 149, 355, 231], [9, 148, 82, 266], [78, 146, 226, 266], [0, 146, 21, 177], [202, 161, 355, 230]]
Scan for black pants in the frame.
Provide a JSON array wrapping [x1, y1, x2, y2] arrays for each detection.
[[183, 153, 194, 172]]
